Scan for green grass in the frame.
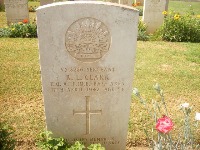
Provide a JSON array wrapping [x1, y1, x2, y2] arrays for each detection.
[[169, 1, 200, 15], [0, 39, 199, 149], [0, 38, 45, 149], [184, 42, 200, 64]]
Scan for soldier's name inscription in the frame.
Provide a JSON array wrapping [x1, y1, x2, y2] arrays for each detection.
[[50, 66, 125, 93]]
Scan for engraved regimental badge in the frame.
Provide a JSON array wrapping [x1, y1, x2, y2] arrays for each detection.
[[65, 18, 111, 63]]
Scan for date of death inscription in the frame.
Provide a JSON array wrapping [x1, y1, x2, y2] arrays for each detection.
[[50, 67, 125, 93]]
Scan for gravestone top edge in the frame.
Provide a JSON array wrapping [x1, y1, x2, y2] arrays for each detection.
[[36, 1, 138, 12]]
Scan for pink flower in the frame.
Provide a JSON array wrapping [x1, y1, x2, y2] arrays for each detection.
[[156, 115, 173, 134]]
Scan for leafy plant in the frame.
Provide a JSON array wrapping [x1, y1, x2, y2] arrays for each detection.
[[68, 141, 85, 150], [36, 130, 105, 150], [36, 131, 69, 150], [87, 144, 105, 150], [0, 121, 16, 150], [137, 20, 149, 41], [159, 11, 200, 42], [138, 8, 143, 16], [132, 83, 200, 149], [0, 3, 5, 12], [0, 19, 37, 38]]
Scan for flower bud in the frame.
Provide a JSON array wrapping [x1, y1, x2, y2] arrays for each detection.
[[154, 83, 161, 93]]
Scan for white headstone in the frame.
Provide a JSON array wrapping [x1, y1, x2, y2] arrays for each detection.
[[4, 0, 29, 24], [40, 0, 54, 6], [142, 0, 167, 33], [37, 2, 139, 150]]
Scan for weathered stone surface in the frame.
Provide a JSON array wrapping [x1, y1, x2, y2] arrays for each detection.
[[142, 0, 167, 33], [4, 0, 29, 24], [37, 2, 138, 149]]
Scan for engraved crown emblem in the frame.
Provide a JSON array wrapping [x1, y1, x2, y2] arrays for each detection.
[[65, 18, 111, 63]]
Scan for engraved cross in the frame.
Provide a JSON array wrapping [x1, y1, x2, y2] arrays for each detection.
[[73, 96, 102, 135]]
